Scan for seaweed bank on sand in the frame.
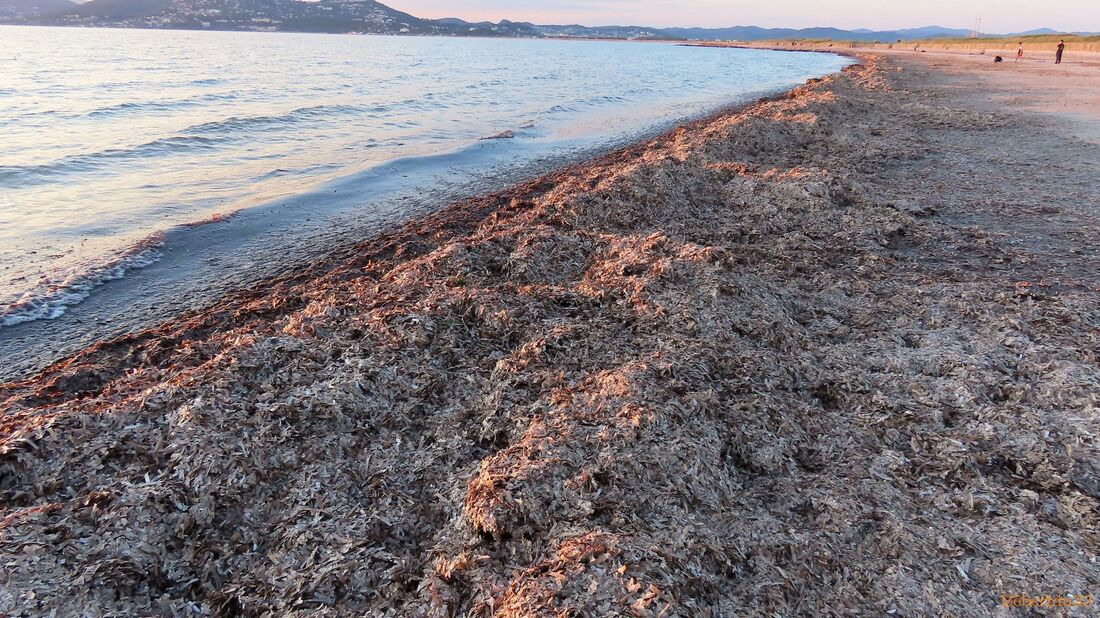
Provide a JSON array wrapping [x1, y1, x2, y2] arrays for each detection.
[[1, 55, 1098, 615]]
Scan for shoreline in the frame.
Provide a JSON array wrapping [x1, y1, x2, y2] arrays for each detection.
[[0, 49, 851, 383], [2, 53, 1098, 615], [0, 77, 812, 388]]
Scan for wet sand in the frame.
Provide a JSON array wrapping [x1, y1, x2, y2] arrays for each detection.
[[1, 54, 1098, 615]]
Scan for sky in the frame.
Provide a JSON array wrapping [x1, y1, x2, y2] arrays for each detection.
[[389, 1, 1100, 34]]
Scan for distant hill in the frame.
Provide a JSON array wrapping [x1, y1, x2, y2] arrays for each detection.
[[534, 23, 670, 40], [0, 0, 76, 18], [895, 26, 973, 39], [1005, 28, 1099, 36], [25, 0, 451, 33], [0, 0, 1076, 41], [530, 23, 996, 43], [435, 17, 540, 38], [69, 0, 170, 19]]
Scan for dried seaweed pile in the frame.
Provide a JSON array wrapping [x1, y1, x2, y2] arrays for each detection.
[[1, 56, 1098, 616]]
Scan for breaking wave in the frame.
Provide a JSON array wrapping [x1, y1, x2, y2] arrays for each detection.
[[0, 235, 165, 328]]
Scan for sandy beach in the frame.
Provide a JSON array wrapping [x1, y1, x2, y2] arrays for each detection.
[[1, 52, 1098, 615]]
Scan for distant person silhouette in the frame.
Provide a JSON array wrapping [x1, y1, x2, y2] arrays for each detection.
[[1056, 40, 1065, 64], [1016, 42, 1024, 62]]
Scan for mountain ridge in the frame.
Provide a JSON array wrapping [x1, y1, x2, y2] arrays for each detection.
[[0, 0, 76, 17], [0, 0, 1082, 40]]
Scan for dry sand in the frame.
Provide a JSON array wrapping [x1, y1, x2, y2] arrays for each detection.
[[867, 47, 1100, 126], [1, 54, 1098, 616]]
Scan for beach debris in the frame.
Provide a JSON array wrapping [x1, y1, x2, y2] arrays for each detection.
[[0, 54, 1097, 616], [481, 130, 517, 140]]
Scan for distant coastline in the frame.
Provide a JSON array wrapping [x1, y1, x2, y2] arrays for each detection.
[[696, 34, 1100, 57], [1, 0, 1088, 41]]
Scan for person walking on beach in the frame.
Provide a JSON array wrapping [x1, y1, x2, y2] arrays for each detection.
[[1056, 40, 1065, 64], [1016, 42, 1024, 62]]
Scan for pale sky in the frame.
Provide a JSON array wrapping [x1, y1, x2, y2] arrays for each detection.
[[390, 1, 1099, 34]]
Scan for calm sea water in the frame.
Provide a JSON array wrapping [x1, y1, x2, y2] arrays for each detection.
[[0, 26, 849, 327]]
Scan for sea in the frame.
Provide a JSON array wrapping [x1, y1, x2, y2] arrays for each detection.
[[0, 26, 849, 376]]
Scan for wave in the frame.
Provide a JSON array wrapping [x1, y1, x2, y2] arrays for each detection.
[[185, 103, 369, 135], [539, 95, 629, 118], [0, 135, 223, 187], [0, 234, 165, 328], [0, 103, 373, 187], [546, 103, 581, 114], [83, 92, 239, 118], [361, 95, 446, 115], [9, 88, 237, 121], [582, 94, 629, 105], [254, 161, 341, 181]]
